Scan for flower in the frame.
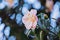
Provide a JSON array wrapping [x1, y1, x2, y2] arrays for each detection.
[[5, 0, 18, 8], [22, 9, 38, 30]]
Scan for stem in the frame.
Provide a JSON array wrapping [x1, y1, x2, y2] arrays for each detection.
[[40, 31, 43, 40], [32, 30, 39, 40], [35, 36, 39, 40]]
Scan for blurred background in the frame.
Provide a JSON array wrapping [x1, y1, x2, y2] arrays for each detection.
[[0, 0, 60, 40]]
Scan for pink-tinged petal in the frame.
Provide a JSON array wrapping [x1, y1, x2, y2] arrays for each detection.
[[22, 16, 26, 24], [30, 9, 37, 15], [22, 15, 29, 24], [25, 22, 32, 30], [22, 9, 38, 30], [36, 16, 38, 21], [32, 21, 37, 29]]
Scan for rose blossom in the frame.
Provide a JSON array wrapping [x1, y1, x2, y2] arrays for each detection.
[[22, 9, 38, 30]]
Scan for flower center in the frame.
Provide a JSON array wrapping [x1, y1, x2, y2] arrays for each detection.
[[27, 13, 36, 22]]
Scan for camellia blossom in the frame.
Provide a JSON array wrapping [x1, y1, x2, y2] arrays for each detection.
[[22, 9, 38, 30]]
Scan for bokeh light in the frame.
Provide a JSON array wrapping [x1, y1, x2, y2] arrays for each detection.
[[8, 36, 16, 40], [0, 23, 5, 32], [32, 1, 41, 10], [23, 3, 31, 9], [16, 13, 22, 24], [4, 26, 10, 38], [0, 0, 6, 9], [10, 13, 15, 20], [22, 7, 29, 15], [50, 2, 60, 28], [3, 36, 6, 40], [0, 17, 2, 24], [24, 0, 37, 4], [5, 0, 19, 8], [0, 32, 3, 40]]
